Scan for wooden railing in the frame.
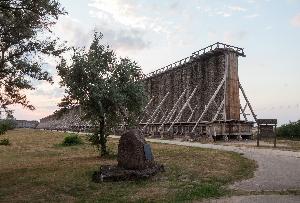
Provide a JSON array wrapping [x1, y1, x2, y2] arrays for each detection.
[[142, 42, 245, 79]]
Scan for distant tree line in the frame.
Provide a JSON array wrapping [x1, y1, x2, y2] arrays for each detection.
[[0, 113, 16, 135], [277, 120, 300, 140]]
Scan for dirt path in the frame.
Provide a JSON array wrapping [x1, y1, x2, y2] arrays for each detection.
[[142, 138, 300, 191], [202, 195, 300, 203], [141, 138, 300, 202]]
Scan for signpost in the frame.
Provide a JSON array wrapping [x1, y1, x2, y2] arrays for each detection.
[[257, 119, 277, 147]]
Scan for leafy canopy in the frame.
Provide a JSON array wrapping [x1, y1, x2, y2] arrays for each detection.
[[277, 120, 300, 140], [57, 32, 146, 155], [0, 0, 67, 111]]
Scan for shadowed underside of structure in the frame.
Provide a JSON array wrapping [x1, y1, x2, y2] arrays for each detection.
[[36, 106, 92, 132]]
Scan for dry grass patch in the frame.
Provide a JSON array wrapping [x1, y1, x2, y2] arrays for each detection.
[[0, 129, 256, 202], [217, 139, 300, 152], [273, 139, 300, 151]]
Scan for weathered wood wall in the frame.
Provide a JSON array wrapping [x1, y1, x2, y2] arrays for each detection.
[[142, 49, 240, 124], [225, 52, 240, 120], [36, 107, 91, 131]]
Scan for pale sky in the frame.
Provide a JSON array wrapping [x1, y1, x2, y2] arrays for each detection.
[[11, 0, 300, 125]]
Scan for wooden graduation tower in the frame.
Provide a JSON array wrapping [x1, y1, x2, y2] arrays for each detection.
[[139, 42, 256, 139]]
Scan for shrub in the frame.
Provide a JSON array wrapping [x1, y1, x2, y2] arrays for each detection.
[[277, 120, 300, 140], [62, 133, 83, 146], [0, 138, 10, 146], [87, 133, 100, 149], [0, 119, 17, 135]]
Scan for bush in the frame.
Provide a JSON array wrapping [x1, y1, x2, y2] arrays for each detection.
[[0, 119, 17, 135], [0, 138, 10, 146], [62, 133, 83, 146], [277, 120, 300, 140], [87, 133, 100, 148]]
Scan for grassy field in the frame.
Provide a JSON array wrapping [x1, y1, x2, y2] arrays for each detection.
[[0, 129, 256, 202], [273, 139, 300, 151], [259, 137, 300, 151]]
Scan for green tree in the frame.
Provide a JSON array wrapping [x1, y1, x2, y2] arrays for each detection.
[[277, 120, 300, 140], [0, 0, 67, 111], [0, 110, 17, 135], [57, 32, 145, 156]]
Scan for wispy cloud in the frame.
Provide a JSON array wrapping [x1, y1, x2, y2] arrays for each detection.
[[87, 0, 176, 51], [248, 0, 272, 3], [197, 4, 247, 18], [228, 5, 247, 12], [54, 16, 90, 47], [88, 0, 149, 51], [245, 13, 260, 18], [215, 10, 231, 17]]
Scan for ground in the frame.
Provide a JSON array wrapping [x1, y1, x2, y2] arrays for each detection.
[[217, 139, 300, 152], [0, 129, 255, 202], [140, 137, 300, 202]]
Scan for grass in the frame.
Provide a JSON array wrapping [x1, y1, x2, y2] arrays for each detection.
[[257, 137, 300, 152], [0, 129, 256, 202], [218, 137, 300, 152], [273, 138, 300, 151]]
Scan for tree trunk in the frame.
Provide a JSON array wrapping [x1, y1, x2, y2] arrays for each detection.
[[0, 49, 5, 70], [99, 117, 107, 156]]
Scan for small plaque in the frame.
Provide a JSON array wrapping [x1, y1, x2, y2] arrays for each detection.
[[144, 144, 153, 161], [257, 119, 277, 125]]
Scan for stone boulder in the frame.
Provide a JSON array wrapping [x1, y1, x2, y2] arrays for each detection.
[[117, 129, 153, 170], [92, 129, 164, 182]]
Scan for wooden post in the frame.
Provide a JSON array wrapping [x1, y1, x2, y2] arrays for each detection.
[[238, 123, 242, 140], [225, 52, 240, 120], [222, 123, 225, 140], [257, 124, 260, 147], [274, 124, 277, 148]]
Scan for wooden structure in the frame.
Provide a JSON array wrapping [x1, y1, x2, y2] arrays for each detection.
[[37, 42, 258, 141], [15, 120, 39, 128], [140, 42, 257, 139], [257, 119, 277, 147], [36, 106, 93, 132]]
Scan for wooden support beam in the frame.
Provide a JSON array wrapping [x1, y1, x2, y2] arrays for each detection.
[[188, 102, 193, 112], [212, 99, 225, 122], [168, 87, 198, 132], [274, 124, 277, 148], [187, 104, 199, 122], [192, 77, 225, 133], [240, 104, 248, 121], [243, 103, 247, 113], [239, 81, 257, 122], [142, 92, 170, 131], [158, 88, 187, 131], [138, 96, 154, 123], [158, 111, 167, 123]]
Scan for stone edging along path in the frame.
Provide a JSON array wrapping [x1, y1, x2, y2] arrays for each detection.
[[109, 135, 300, 192]]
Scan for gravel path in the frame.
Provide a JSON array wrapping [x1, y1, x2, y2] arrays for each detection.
[[202, 195, 300, 203], [110, 135, 300, 202], [137, 138, 300, 191]]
